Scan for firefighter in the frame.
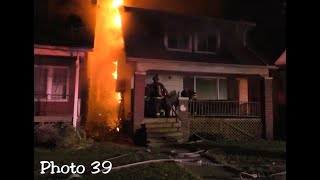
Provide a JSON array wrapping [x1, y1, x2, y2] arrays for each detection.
[[149, 75, 170, 117]]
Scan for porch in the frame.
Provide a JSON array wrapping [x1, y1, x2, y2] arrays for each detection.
[[34, 94, 81, 125], [34, 44, 91, 128], [130, 57, 274, 140], [188, 100, 261, 117]]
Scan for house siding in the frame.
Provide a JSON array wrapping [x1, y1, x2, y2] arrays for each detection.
[[146, 75, 183, 94]]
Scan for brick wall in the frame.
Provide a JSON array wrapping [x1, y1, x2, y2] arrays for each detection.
[[178, 97, 190, 142], [133, 73, 146, 132], [264, 77, 274, 139]]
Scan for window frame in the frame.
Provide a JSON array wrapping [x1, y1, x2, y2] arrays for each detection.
[[194, 30, 220, 54], [164, 31, 193, 52], [194, 76, 228, 100], [34, 65, 70, 102]]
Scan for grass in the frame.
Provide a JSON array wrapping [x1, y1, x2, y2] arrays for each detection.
[[34, 141, 200, 180], [170, 139, 286, 179]]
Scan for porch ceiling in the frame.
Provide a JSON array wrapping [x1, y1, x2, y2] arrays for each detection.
[[128, 57, 270, 76]]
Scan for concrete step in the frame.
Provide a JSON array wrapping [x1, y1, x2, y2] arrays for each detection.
[[142, 118, 177, 124], [147, 127, 180, 133], [147, 137, 178, 143], [147, 131, 183, 138], [145, 122, 181, 128]]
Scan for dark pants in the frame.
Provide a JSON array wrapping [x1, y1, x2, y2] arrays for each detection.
[[149, 97, 171, 117]]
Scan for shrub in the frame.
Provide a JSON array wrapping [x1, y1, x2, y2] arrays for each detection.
[[34, 123, 93, 150], [34, 124, 61, 148], [60, 124, 93, 150]]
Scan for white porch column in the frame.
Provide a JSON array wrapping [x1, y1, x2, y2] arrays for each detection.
[[73, 54, 80, 128]]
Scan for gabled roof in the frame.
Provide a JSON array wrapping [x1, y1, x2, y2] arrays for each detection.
[[275, 50, 286, 66], [121, 6, 266, 66]]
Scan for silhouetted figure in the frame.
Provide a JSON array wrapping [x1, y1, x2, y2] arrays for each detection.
[[133, 124, 147, 146], [181, 88, 196, 100]]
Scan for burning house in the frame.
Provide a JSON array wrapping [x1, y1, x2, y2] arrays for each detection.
[[34, 0, 279, 146]]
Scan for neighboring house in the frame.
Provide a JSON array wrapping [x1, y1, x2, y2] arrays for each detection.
[[120, 6, 277, 145], [275, 50, 286, 66], [34, 0, 96, 127], [273, 50, 286, 139]]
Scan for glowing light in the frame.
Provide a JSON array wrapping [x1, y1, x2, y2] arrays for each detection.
[[112, 61, 118, 79], [115, 16, 122, 28], [112, 0, 123, 8], [117, 92, 121, 103], [116, 127, 120, 132]]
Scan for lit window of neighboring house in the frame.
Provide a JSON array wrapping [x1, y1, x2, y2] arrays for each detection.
[[194, 31, 220, 54], [164, 31, 192, 52], [34, 65, 69, 101]]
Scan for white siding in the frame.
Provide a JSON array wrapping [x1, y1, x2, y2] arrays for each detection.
[[146, 75, 183, 95]]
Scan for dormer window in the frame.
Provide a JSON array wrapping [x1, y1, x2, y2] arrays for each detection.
[[194, 31, 220, 54], [164, 31, 192, 52]]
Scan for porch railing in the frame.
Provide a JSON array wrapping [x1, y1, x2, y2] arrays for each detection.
[[188, 100, 261, 117], [34, 93, 73, 116]]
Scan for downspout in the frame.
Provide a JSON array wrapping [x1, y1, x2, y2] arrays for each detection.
[[73, 52, 80, 128]]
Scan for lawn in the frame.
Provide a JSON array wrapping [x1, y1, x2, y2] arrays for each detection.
[[34, 142, 200, 180], [170, 139, 286, 179]]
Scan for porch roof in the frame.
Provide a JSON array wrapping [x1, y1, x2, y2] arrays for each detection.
[[129, 57, 274, 77], [34, 44, 93, 57]]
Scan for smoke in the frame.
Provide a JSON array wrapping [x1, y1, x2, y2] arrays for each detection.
[[52, 0, 97, 34]]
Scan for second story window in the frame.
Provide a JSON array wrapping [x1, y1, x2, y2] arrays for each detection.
[[195, 31, 219, 54], [165, 31, 192, 52]]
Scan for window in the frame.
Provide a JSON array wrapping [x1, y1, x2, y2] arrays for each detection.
[[34, 67, 48, 99], [164, 31, 192, 52], [34, 65, 69, 101], [195, 31, 219, 54], [195, 77, 227, 100]]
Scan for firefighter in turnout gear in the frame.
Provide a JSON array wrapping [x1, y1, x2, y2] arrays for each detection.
[[149, 75, 170, 117]]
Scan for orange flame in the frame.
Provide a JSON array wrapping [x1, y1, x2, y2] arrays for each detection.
[[86, 0, 125, 131], [112, 0, 123, 8], [112, 61, 118, 80]]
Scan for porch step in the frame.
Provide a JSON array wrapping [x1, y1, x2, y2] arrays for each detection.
[[143, 117, 183, 148], [142, 118, 177, 124], [147, 127, 180, 133], [145, 122, 181, 128]]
